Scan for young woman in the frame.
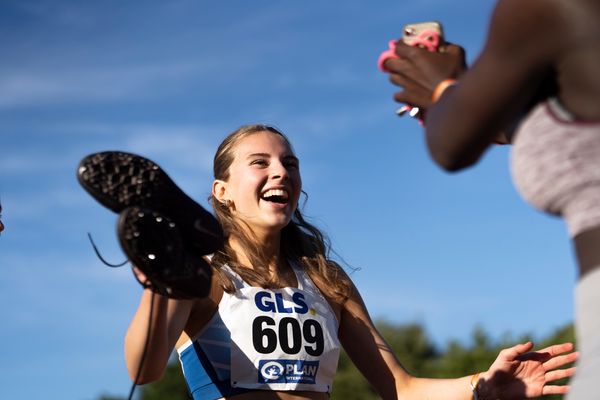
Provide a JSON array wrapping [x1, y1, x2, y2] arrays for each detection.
[[384, 0, 600, 399], [117, 124, 575, 400], [380, 1, 600, 398]]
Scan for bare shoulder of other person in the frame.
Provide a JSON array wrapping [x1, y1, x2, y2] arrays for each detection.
[[540, 0, 600, 119], [485, 0, 570, 64]]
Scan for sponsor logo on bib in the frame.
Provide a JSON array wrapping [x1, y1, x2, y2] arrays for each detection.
[[258, 359, 319, 384], [255, 291, 309, 314]]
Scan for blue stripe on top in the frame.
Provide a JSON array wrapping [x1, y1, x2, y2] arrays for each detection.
[[178, 313, 251, 400]]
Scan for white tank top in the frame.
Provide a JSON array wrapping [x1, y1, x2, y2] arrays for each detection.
[[178, 262, 341, 395]]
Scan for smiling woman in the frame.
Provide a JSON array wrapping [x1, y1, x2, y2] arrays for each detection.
[[208, 125, 350, 297], [103, 124, 578, 400]]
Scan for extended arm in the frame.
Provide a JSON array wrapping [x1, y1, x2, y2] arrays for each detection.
[[339, 285, 477, 399], [339, 283, 576, 399]]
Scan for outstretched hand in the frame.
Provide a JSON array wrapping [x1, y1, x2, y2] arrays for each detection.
[[478, 341, 578, 399]]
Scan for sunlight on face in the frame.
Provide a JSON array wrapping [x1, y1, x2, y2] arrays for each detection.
[[225, 131, 302, 235]]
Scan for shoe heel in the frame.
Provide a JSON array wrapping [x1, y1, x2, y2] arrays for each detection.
[[118, 207, 212, 299]]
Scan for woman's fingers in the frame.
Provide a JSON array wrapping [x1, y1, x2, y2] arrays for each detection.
[[384, 56, 413, 76], [515, 342, 576, 363], [545, 366, 576, 383], [393, 40, 424, 58], [541, 384, 571, 396], [543, 351, 579, 371], [536, 342, 575, 357], [132, 266, 151, 286], [498, 341, 535, 361]]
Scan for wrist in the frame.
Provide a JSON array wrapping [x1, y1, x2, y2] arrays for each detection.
[[470, 372, 481, 400], [431, 78, 458, 103], [472, 370, 497, 400]]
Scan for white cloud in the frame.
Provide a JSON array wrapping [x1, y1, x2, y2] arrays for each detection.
[[0, 61, 216, 108], [124, 125, 216, 171], [1, 186, 87, 219], [0, 150, 76, 176], [2, 121, 219, 173]]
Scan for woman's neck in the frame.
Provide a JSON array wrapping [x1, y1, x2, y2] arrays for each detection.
[[229, 231, 282, 272]]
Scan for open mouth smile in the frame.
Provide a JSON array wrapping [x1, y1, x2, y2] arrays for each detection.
[[260, 188, 290, 204]]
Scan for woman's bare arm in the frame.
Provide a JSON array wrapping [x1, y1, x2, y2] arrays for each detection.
[[338, 284, 477, 400], [124, 289, 194, 383]]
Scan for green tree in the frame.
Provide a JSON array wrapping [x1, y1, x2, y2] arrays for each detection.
[[377, 321, 440, 376], [331, 321, 439, 400], [433, 325, 502, 378], [138, 360, 190, 400], [330, 350, 378, 400]]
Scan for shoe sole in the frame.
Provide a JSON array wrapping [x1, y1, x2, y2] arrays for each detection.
[[77, 151, 223, 255], [118, 206, 212, 299]]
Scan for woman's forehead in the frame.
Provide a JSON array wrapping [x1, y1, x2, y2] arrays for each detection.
[[234, 131, 295, 157]]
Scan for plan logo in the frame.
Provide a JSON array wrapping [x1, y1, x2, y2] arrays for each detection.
[[260, 361, 285, 381], [258, 360, 319, 384]]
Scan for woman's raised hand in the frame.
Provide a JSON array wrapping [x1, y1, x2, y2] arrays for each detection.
[[477, 341, 578, 399]]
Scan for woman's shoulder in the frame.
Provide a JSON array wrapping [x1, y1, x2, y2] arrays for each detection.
[[482, 0, 586, 69], [493, 0, 596, 33]]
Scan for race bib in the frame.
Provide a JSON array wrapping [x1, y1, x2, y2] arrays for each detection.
[[221, 284, 340, 392]]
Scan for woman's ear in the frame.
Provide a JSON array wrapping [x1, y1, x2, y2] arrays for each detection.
[[212, 179, 229, 204]]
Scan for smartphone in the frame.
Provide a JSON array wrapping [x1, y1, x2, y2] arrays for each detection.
[[402, 21, 444, 49], [396, 21, 444, 117]]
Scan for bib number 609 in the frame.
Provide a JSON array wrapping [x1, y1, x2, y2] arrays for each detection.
[[252, 316, 324, 356]]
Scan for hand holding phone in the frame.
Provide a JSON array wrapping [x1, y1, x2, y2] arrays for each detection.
[[378, 21, 444, 72], [396, 22, 444, 117]]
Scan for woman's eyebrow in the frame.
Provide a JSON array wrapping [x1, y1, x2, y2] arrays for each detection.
[[245, 153, 298, 161], [246, 152, 270, 159], [283, 155, 299, 163]]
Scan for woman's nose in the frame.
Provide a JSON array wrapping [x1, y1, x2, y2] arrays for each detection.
[[270, 162, 289, 180]]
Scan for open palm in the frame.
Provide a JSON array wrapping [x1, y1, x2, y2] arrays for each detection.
[[480, 342, 577, 399]]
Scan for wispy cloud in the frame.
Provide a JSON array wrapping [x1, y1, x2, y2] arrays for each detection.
[[1, 186, 87, 220], [123, 125, 217, 171], [2, 121, 219, 171], [1, 152, 62, 175], [0, 61, 217, 108]]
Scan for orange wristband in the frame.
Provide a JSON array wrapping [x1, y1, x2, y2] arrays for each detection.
[[432, 78, 457, 102], [470, 372, 481, 400]]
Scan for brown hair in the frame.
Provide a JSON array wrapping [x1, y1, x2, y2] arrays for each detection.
[[210, 124, 352, 303]]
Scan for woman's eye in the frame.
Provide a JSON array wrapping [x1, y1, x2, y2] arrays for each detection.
[[251, 159, 268, 166]]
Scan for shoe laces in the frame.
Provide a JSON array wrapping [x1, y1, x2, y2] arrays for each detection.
[[86, 232, 129, 268]]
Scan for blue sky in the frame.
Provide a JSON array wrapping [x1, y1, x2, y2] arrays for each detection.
[[0, 1, 577, 399]]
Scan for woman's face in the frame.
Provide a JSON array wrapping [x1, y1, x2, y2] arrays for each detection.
[[215, 131, 302, 236]]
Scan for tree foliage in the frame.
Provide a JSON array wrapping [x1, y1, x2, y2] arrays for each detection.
[[137, 360, 190, 400], [99, 322, 575, 400]]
